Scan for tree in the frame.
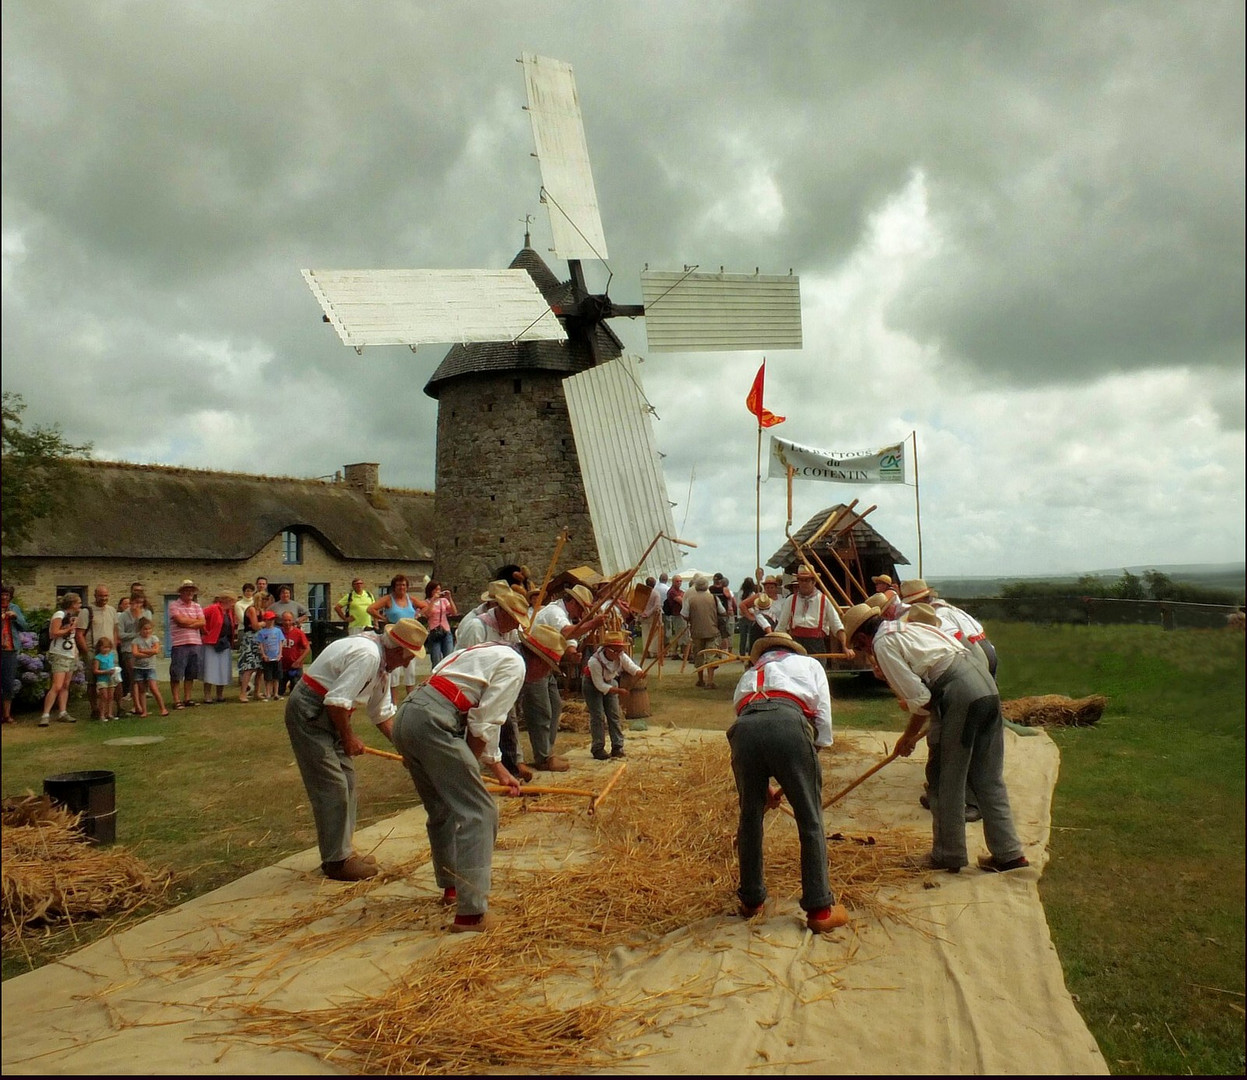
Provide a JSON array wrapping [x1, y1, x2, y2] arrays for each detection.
[[0, 392, 91, 546]]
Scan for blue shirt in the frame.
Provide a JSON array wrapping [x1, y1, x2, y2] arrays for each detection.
[[255, 626, 285, 661]]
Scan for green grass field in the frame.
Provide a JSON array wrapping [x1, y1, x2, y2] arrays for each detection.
[[2, 624, 1243, 1073]]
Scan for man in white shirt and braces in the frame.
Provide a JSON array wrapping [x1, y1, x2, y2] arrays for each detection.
[[730, 631, 849, 933], [389, 624, 569, 932], [842, 604, 1028, 875]]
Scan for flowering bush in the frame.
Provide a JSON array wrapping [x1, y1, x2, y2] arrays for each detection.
[[11, 614, 85, 713]]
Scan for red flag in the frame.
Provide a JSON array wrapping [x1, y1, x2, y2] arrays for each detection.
[[745, 361, 785, 428]]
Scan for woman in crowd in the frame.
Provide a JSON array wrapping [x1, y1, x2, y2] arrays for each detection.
[[423, 580, 458, 667], [1, 584, 30, 724], [201, 591, 236, 704], [40, 591, 83, 726], [369, 574, 428, 705], [238, 591, 271, 701]]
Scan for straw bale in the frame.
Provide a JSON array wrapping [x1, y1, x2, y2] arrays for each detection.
[[1, 817, 173, 943], [556, 696, 591, 733], [2, 793, 80, 830], [1001, 694, 1107, 727]]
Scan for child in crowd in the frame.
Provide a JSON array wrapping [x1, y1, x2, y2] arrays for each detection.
[[92, 636, 119, 722], [131, 619, 169, 717], [254, 610, 285, 702]]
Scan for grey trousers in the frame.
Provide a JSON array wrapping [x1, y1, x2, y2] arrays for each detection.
[[520, 673, 560, 762], [728, 700, 834, 913], [391, 687, 498, 917], [583, 682, 624, 755], [926, 654, 1024, 869], [284, 681, 356, 865]]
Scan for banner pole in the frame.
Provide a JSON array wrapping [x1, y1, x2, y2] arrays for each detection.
[[912, 429, 923, 577], [755, 422, 763, 576]]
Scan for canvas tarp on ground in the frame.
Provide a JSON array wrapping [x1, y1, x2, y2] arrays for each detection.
[[1, 727, 1106, 1075]]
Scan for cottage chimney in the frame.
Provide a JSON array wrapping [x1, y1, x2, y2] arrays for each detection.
[[343, 462, 380, 495]]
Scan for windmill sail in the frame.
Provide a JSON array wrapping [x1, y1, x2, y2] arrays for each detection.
[[640, 270, 803, 352], [301, 268, 566, 349], [521, 53, 609, 262]]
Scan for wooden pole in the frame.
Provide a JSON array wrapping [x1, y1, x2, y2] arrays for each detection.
[[821, 748, 902, 809], [531, 527, 570, 613], [591, 762, 628, 812], [362, 745, 404, 763], [912, 430, 923, 578]]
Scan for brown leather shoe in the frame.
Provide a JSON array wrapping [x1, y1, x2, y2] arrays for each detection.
[[449, 911, 500, 933], [322, 855, 379, 881], [806, 904, 850, 932], [536, 755, 570, 772]]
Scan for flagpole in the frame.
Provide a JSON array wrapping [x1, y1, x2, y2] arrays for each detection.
[[911, 429, 923, 577], [755, 421, 763, 575]]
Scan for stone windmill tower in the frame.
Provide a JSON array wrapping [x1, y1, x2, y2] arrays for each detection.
[[421, 237, 622, 597], [301, 54, 803, 598]]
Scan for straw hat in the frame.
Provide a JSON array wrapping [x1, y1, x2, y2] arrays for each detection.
[[384, 618, 428, 656], [492, 588, 531, 630], [841, 603, 879, 643], [521, 623, 568, 673], [904, 602, 940, 627], [749, 631, 806, 663], [601, 630, 630, 648], [754, 594, 773, 611], [763, 574, 783, 586], [796, 564, 816, 579], [565, 584, 594, 609], [899, 579, 933, 603], [479, 579, 511, 603], [872, 573, 894, 588], [866, 592, 890, 610], [178, 579, 198, 592]]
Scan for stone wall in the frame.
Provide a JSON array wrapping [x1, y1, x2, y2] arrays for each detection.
[[433, 371, 598, 599]]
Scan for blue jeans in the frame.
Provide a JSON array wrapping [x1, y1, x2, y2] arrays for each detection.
[[427, 627, 455, 667]]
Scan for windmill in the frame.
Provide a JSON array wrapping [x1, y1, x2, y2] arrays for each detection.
[[302, 54, 803, 598]]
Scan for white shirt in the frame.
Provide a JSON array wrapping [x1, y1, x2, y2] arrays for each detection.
[[775, 590, 845, 636], [732, 650, 834, 748], [532, 599, 574, 635], [931, 600, 985, 642], [304, 635, 395, 723], [871, 620, 967, 713], [430, 643, 526, 765], [641, 585, 664, 619], [586, 648, 642, 693], [454, 607, 519, 647]]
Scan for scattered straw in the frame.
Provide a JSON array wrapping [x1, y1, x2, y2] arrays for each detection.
[[1002, 694, 1107, 727], [160, 739, 930, 1074]]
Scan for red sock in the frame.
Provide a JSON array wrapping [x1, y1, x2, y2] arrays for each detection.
[[453, 913, 482, 927], [443, 887, 457, 902], [808, 907, 831, 921]]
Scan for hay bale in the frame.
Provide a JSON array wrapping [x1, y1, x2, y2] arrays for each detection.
[[1001, 694, 1107, 727], [2, 794, 79, 830], [1, 815, 173, 943]]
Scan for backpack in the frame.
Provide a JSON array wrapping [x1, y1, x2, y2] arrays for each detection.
[[663, 590, 682, 617], [38, 622, 52, 653]]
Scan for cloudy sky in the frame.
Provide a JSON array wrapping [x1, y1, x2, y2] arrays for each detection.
[[3, 0, 1243, 580]]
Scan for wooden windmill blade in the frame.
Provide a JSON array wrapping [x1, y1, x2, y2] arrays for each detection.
[[520, 52, 608, 263], [300, 268, 567, 350], [639, 269, 803, 352]]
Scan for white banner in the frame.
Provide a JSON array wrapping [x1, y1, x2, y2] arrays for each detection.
[[768, 437, 905, 483]]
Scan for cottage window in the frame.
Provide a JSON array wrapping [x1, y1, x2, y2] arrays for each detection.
[[307, 583, 329, 621], [282, 530, 303, 565]]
